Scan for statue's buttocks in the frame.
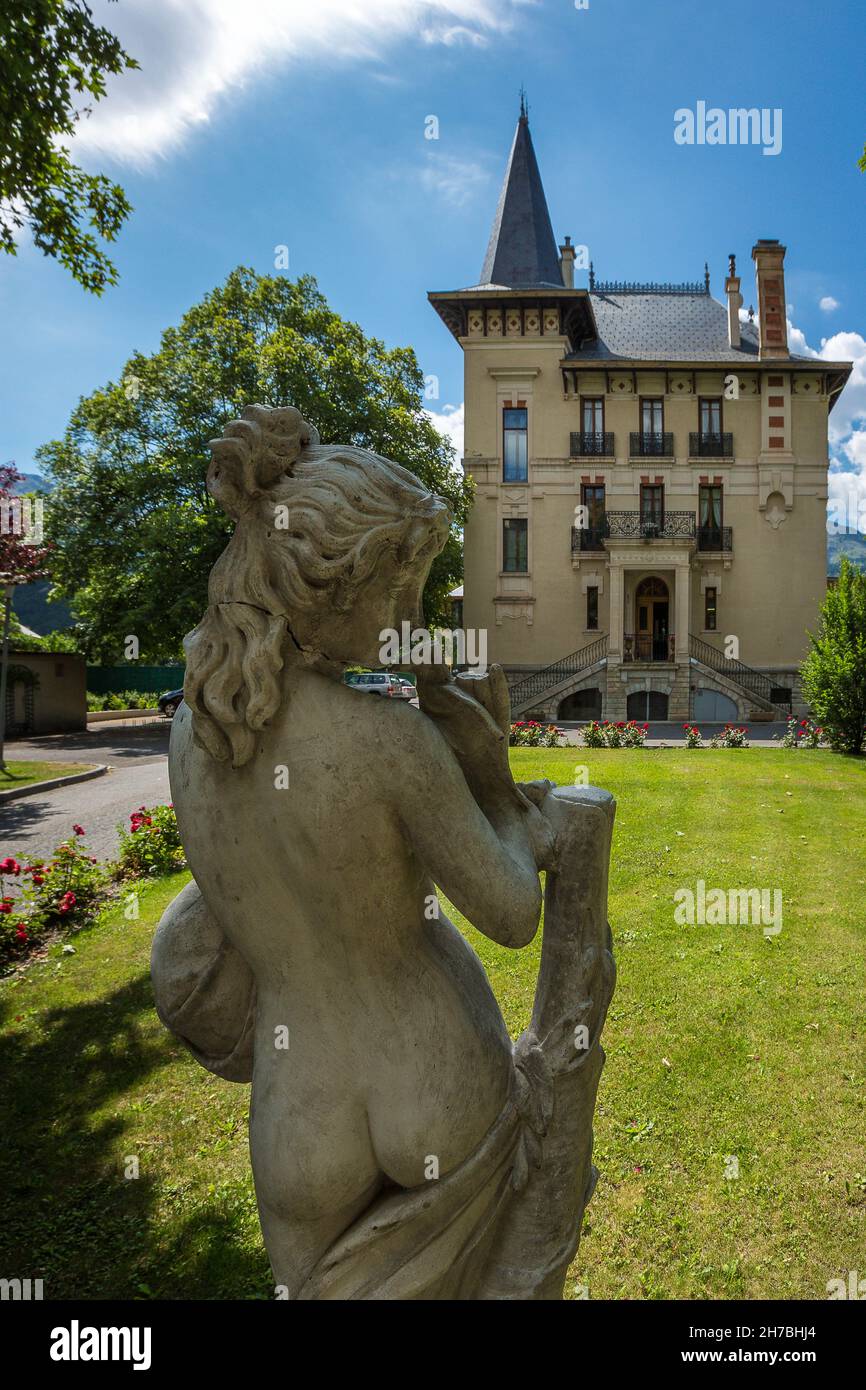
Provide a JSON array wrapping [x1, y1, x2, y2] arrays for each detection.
[[169, 678, 514, 1203]]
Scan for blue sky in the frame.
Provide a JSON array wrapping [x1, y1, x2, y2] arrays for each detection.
[[2, 0, 864, 523]]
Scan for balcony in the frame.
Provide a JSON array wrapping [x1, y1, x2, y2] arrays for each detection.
[[623, 633, 676, 663], [570, 430, 615, 458], [689, 432, 733, 459], [606, 510, 696, 541], [696, 525, 733, 552], [630, 431, 674, 459], [571, 523, 607, 553]]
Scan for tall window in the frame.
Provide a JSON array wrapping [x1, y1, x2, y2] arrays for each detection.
[[704, 585, 717, 631], [586, 585, 599, 630], [581, 482, 606, 546], [502, 518, 528, 573], [503, 407, 528, 482], [700, 398, 722, 438], [640, 484, 664, 528], [699, 484, 723, 545], [582, 398, 604, 434], [641, 398, 663, 436]]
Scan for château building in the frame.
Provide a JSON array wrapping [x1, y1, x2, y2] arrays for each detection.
[[429, 105, 852, 723]]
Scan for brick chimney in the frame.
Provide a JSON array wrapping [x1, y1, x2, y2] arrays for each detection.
[[725, 253, 742, 349], [751, 239, 788, 358], [559, 235, 575, 288]]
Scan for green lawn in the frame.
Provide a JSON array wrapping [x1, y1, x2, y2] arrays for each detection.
[[0, 760, 96, 789], [0, 749, 863, 1300]]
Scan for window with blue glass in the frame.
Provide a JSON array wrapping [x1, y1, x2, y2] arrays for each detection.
[[503, 407, 528, 481]]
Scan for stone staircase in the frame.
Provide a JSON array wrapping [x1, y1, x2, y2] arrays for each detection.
[[505, 631, 791, 723], [688, 634, 791, 719], [508, 636, 609, 718]]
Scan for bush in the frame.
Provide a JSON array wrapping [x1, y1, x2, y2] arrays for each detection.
[[620, 720, 648, 748], [778, 716, 824, 749], [580, 719, 648, 749], [683, 724, 703, 748], [116, 804, 186, 878], [801, 557, 866, 754], [798, 717, 824, 749], [0, 830, 108, 960], [0, 805, 186, 967], [509, 721, 566, 748], [86, 690, 161, 711], [709, 724, 750, 748], [779, 716, 799, 749]]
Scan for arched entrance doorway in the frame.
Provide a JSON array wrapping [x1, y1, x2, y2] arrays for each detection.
[[627, 689, 669, 721], [558, 687, 602, 721], [634, 577, 670, 662]]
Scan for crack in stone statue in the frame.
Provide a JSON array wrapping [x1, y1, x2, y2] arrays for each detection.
[[151, 404, 616, 1300]]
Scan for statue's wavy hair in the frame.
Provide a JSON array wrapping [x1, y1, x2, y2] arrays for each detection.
[[183, 404, 448, 768]]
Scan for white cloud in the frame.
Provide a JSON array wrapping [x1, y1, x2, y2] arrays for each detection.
[[787, 320, 866, 533], [74, 0, 520, 166], [819, 295, 839, 312], [418, 153, 489, 207], [426, 401, 464, 457]]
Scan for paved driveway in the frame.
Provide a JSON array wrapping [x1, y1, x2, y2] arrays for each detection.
[[1, 724, 171, 862]]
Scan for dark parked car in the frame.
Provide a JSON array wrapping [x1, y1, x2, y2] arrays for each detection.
[[158, 688, 184, 718]]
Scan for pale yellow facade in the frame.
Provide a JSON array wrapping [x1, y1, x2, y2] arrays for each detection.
[[430, 120, 851, 724]]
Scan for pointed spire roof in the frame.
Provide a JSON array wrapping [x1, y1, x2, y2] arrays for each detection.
[[480, 102, 563, 289]]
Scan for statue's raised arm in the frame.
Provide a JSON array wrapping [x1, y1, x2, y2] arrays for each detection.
[[151, 404, 616, 1300]]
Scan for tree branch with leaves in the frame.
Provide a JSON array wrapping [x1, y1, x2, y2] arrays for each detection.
[[0, 0, 137, 293]]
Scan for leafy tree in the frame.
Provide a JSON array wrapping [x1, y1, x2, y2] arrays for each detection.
[[801, 557, 866, 754], [0, 1, 137, 293], [39, 269, 472, 661], [0, 465, 54, 765]]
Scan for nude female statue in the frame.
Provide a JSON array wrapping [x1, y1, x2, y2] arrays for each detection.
[[152, 404, 615, 1300]]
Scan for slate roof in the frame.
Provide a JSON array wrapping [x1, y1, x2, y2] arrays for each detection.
[[566, 290, 813, 363], [479, 114, 563, 290]]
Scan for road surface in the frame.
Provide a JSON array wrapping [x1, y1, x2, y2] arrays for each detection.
[[0, 724, 171, 863]]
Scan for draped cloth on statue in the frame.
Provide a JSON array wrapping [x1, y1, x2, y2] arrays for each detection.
[[298, 1095, 523, 1301]]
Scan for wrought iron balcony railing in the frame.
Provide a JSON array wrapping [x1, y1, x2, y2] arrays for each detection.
[[570, 430, 615, 458], [623, 633, 676, 663], [630, 431, 674, 458], [606, 510, 696, 541], [696, 525, 733, 552], [571, 523, 607, 553], [689, 432, 733, 458]]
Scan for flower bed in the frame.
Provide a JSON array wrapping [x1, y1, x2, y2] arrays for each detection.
[[0, 804, 185, 968], [581, 720, 649, 749], [709, 724, 750, 748], [778, 716, 824, 749], [509, 721, 567, 748]]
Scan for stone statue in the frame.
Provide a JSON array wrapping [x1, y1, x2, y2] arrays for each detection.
[[151, 404, 616, 1300]]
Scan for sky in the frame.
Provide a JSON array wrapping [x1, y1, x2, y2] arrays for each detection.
[[2, 0, 864, 531]]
